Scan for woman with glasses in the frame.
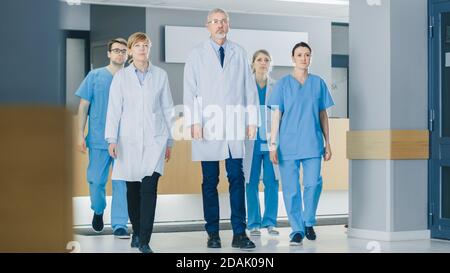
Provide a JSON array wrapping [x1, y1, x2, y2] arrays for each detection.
[[268, 42, 334, 246], [243, 49, 280, 237], [105, 32, 174, 253]]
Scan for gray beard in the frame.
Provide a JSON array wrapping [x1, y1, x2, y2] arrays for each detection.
[[214, 33, 226, 40]]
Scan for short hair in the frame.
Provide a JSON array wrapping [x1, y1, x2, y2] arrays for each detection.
[[127, 32, 150, 50], [251, 49, 272, 73], [207, 8, 229, 22], [107, 38, 127, 51], [127, 32, 151, 63], [291, 42, 312, 56]]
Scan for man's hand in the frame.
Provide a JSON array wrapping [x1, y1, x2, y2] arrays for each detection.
[[191, 124, 203, 140], [78, 134, 87, 153], [247, 125, 257, 140], [165, 147, 171, 162], [108, 143, 118, 159], [324, 143, 332, 161]]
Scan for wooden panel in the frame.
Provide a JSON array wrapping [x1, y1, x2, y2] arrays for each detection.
[[321, 118, 349, 190], [347, 130, 429, 160], [73, 117, 349, 196], [72, 118, 112, 197], [0, 107, 73, 252]]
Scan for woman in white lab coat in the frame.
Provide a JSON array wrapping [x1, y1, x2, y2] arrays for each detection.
[[243, 50, 280, 237], [105, 32, 174, 254]]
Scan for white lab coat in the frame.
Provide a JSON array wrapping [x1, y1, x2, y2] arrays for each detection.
[[183, 39, 259, 161], [105, 64, 174, 181], [243, 76, 280, 183]]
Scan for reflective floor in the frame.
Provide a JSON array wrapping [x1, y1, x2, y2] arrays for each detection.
[[73, 225, 450, 253]]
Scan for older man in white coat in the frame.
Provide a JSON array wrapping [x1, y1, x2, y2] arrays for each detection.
[[183, 8, 259, 250]]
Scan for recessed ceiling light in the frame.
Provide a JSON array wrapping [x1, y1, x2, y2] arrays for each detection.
[[276, 0, 349, 6]]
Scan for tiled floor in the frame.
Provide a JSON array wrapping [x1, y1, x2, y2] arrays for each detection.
[[73, 225, 450, 253]]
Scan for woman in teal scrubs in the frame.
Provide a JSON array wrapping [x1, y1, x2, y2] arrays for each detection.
[[244, 49, 280, 237], [267, 42, 334, 246]]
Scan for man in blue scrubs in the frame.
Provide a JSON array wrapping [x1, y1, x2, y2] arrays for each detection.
[[75, 38, 130, 238]]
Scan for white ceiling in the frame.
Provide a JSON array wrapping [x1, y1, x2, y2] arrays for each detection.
[[72, 0, 349, 21]]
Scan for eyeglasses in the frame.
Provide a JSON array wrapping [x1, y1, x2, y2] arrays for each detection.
[[110, 48, 127, 55], [207, 19, 228, 25]]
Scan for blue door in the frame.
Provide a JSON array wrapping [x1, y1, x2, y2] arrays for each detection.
[[429, 0, 450, 240]]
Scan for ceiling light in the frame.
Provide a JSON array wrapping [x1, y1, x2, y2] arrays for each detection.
[[276, 0, 349, 6]]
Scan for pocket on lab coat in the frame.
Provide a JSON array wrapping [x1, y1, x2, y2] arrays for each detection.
[[153, 113, 166, 136], [119, 118, 137, 143]]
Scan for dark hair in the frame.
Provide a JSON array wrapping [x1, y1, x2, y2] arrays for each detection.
[[291, 42, 312, 56], [107, 38, 127, 52]]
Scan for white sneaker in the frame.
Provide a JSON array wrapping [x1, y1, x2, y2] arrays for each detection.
[[267, 226, 279, 236], [249, 227, 261, 236]]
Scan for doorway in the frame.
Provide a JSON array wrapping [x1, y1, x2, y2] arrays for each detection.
[[429, 0, 450, 240]]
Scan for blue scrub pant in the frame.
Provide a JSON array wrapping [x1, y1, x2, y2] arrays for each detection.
[[201, 151, 247, 235], [87, 148, 128, 231], [278, 157, 323, 238], [246, 150, 279, 229]]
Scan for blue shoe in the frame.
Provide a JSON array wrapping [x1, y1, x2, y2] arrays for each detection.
[[289, 233, 303, 246], [92, 213, 104, 233], [113, 228, 130, 239], [139, 244, 153, 253]]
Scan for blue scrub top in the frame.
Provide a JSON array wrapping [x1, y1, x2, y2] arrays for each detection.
[[255, 83, 269, 153], [267, 74, 335, 160], [75, 67, 113, 150]]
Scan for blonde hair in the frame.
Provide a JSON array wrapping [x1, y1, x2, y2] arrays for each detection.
[[251, 49, 272, 74], [127, 32, 151, 63]]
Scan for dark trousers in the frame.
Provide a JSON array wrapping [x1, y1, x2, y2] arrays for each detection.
[[126, 172, 160, 246], [201, 154, 246, 235]]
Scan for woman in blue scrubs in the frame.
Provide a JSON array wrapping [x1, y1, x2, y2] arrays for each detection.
[[244, 50, 280, 237], [267, 42, 334, 246]]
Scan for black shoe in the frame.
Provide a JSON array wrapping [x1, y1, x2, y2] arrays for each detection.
[[138, 244, 153, 253], [207, 232, 221, 248], [131, 234, 139, 248], [92, 213, 104, 232], [232, 233, 256, 250], [289, 233, 303, 246], [305, 226, 316, 240]]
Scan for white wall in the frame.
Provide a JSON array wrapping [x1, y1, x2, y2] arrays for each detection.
[[146, 7, 332, 105]]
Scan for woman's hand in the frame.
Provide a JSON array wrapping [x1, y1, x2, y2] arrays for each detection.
[[247, 125, 257, 140], [109, 143, 118, 159], [324, 143, 332, 161], [270, 149, 279, 165], [165, 147, 172, 162]]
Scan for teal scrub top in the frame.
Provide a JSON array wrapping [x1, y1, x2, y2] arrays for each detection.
[[75, 67, 113, 150], [267, 74, 335, 161], [255, 83, 268, 153]]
